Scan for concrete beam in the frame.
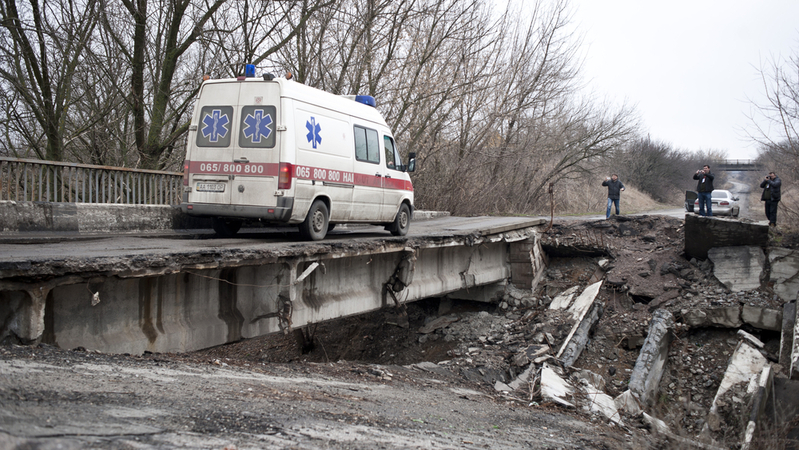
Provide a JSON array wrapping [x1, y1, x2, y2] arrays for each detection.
[[684, 215, 768, 260], [628, 309, 674, 406], [741, 366, 773, 450], [557, 281, 603, 367], [681, 306, 743, 328], [741, 305, 782, 331]]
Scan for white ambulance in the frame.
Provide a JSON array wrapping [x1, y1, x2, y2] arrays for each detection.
[[180, 66, 416, 240]]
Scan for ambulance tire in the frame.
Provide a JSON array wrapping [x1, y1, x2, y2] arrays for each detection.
[[212, 218, 242, 237], [389, 203, 411, 236], [300, 199, 329, 241]]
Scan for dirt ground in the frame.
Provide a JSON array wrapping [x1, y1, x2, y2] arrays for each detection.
[[0, 214, 794, 449]]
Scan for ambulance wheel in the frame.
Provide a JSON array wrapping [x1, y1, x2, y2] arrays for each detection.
[[389, 203, 411, 236], [300, 200, 329, 241], [212, 218, 242, 237]]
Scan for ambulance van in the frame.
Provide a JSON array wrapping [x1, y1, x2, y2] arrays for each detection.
[[180, 66, 416, 240]]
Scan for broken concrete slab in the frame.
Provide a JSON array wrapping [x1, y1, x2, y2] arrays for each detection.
[[614, 390, 642, 416], [628, 309, 674, 406], [769, 247, 799, 302], [741, 305, 782, 331], [548, 285, 579, 310], [576, 376, 623, 425], [567, 281, 603, 320], [506, 364, 535, 391], [540, 363, 574, 407], [577, 369, 606, 391], [684, 214, 768, 260], [557, 282, 604, 367], [705, 341, 768, 433], [681, 306, 742, 328], [707, 246, 764, 292], [737, 329, 764, 349]]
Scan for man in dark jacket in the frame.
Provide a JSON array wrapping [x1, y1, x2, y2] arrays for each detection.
[[602, 174, 625, 219], [693, 165, 715, 216], [760, 171, 782, 226]]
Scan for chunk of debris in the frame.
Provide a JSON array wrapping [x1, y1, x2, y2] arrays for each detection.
[[418, 315, 459, 334], [557, 281, 603, 367], [769, 248, 799, 302], [704, 341, 768, 433], [628, 309, 674, 405], [707, 246, 764, 292], [548, 285, 579, 310], [736, 329, 764, 349], [540, 363, 574, 408], [614, 390, 642, 416], [574, 371, 623, 425], [741, 305, 782, 331], [681, 306, 742, 328]]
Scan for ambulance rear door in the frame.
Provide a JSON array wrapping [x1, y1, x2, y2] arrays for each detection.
[[188, 82, 240, 206], [231, 82, 281, 208]]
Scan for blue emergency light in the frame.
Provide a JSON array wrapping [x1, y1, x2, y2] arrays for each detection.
[[245, 64, 255, 77], [354, 95, 376, 107]]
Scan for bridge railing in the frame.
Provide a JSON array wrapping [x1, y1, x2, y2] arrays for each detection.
[[0, 157, 183, 205]]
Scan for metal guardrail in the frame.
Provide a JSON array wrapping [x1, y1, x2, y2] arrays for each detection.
[[0, 157, 183, 205]]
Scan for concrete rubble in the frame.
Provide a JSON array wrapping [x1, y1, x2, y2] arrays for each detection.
[[707, 246, 764, 292], [627, 309, 673, 406]]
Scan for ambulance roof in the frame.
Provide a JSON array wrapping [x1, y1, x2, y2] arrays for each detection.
[[200, 77, 389, 128]]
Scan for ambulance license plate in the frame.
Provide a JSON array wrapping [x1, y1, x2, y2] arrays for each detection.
[[196, 183, 225, 193]]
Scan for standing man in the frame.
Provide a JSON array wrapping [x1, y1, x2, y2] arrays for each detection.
[[602, 174, 625, 219], [693, 165, 715, 216], [760, 171, 782, 227]]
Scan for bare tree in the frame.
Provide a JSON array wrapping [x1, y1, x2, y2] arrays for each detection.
[[0, 0, 99, 161], [750, 50, 799, 160]]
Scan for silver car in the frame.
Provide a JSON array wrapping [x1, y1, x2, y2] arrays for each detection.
[[692, 189, 740, 216]]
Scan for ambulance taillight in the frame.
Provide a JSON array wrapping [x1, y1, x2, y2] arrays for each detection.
[[182, 161, 190, 186], [278, 163, 293, 189]]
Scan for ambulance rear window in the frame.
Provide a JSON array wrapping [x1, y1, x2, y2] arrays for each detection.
[[196, 106, 233, 148], [239, 105, 276, 148], [354, 125, 379, 164]]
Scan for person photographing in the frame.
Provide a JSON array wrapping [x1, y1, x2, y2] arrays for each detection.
[[602, 174, 625, 219], [760, 171, 781, 227], [692, 165, 714, 216]]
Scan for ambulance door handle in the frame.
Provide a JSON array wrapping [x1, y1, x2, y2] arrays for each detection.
[[234, 157, 249, 163], [375, 173, 383, 177]]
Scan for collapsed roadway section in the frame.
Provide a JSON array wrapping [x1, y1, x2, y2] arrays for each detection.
[[0, 216, 546, 355]]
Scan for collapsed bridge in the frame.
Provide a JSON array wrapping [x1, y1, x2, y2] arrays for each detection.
[[0, 215, 547, 354]]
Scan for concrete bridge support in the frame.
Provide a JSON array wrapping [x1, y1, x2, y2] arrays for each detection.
[[0, 225, 544, 354]]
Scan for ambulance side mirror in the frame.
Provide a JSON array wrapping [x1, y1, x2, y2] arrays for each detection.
[[407, 152, 416, 173]]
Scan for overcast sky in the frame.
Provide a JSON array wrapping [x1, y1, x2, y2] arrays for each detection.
[[569, 0, 799, 159]]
